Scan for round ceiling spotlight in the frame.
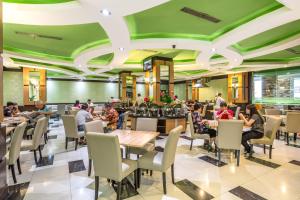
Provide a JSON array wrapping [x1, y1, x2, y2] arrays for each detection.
[[100, 9, 111, 16], [211, 48, 216, 52], [119, 47, 125, 51]]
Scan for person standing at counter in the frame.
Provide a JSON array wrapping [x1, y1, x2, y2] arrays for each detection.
[[216, 102, 234, 120], [101, 103, 119, 130], [239, 104, 264, 155], [74, 100, 81, 109], [136, 93, 144, 106]]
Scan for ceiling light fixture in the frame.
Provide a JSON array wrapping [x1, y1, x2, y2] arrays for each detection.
[[211, 48, 216, 52], [119, 47, 124, 51], [100, 9, 111, 16]]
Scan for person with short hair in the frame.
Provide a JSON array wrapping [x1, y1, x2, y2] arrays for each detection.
[[4, 101, 14, 117], [87, 99, 94, 107], [239, 104, 264, 155], [101, 103, 119, 130], [12, 102, 21, 116], [76, 103, 93, 132], [136, 93, 144, 106], [215, 93, 225, 109], [74, 100, 81, 109], [174, 95, 181, 104], [216, 102, 234, 120]]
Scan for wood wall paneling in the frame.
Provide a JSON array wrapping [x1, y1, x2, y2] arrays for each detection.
[[228, 72, 249, 104]]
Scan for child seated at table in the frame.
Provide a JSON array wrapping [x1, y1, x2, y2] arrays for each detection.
[[216, 102, 234, 120]]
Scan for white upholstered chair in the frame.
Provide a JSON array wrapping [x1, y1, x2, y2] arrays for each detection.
[[62, 115, 85, 151], [250, 116, 282, 159], [187, 112, 210, 150], [265, 109, 281, 115], [122, 111, 129, 130], [6, 122, 27, 183], [138, 125, 183, 194], [216, 120, 244, 166], [84, 120, 104, 176], [21, 117, 47, 165], [86, 132, 138, 200], [281, 112, 300, 145]]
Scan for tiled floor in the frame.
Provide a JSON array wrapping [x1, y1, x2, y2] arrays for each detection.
[[7, 119, 300, 200]]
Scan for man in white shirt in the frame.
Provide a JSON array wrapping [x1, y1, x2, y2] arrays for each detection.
[[136, 93, 144, 106], [215, 93, 225, 109], [87, 99, 94, 107], [76, 103, 93, 131]]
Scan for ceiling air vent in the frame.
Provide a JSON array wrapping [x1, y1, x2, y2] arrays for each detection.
[[286, 48, 300, 55], [181, 7, 221, 23], [15, 31, 63, 41]]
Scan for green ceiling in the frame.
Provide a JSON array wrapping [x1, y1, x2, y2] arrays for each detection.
[[125, 49, 199, 64], [4, 23, 109, 61], [125, 0, 282, 41], [245, 45, 300, 62], [233, 19, 300, 52], [88, 53, 114, 65], [4, 0, 73, 3]]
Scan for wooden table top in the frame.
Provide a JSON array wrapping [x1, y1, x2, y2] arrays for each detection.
[[207, 120, 251, 132], [110, 129, 159, 148]]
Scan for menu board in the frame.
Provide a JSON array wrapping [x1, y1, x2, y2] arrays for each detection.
[[262, 76, 276, 97]]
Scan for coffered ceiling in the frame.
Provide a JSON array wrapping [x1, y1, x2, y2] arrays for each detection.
[[3, 0, 300, 80]]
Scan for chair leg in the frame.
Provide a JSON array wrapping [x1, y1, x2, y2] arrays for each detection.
[[88, 159, 92, 176], [162, 172, 167, 194], [75, 138, 78, 151], [33, 150, 38, 165], [236, 150, 240, 166], [189, 139, 193, 150], [263, 145, 266, 154], [150, 170, 153, 176], [294, 133, 297, 142], [137, 168, 141, 188], [65, 137, 68, 150], [171, 164, 175, 184], [38, 145, 43, 159], [269, 145, 272, 159], [116, 181, 122, 200], [44, 133, 47, 144], [134, 170, 138, 190], [94, 176, 99, 200], [234, 150, 237, 158], [17, 158, 22, 174], [10, 164, 17, 184], [218, 148, 221, 166], [286, 133, 289, 145]]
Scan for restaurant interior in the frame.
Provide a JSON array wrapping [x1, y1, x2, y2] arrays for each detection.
[[1, 0, 300, 200]]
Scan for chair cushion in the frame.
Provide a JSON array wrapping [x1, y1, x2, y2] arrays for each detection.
[[121, 159, 138, 180], [138, 151, 163, 171], [20, 140, 34, 151], [250, 136, 271, 145]]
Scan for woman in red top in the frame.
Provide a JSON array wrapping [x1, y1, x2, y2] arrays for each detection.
[[216, 102, 234, 120]]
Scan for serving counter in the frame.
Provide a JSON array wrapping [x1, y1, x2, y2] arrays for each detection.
[[129, 115, 186, 134]]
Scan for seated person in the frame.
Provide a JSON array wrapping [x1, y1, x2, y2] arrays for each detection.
[[239, 104, 264, 155], [4, 101, 14, 117], [192, 103, 216, 150], [73, 100, 81, 109], [216, 102, 234, 120], [76, 103, 93, 132], [12, 102, 21, 116], [101, 103, 119, 130], [35, 101, 52, 115]]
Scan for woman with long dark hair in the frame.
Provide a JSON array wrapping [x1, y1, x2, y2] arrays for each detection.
[[239, 104, 264, 154]]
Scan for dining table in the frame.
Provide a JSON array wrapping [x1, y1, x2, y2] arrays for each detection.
[[207, 120, 252, 132]]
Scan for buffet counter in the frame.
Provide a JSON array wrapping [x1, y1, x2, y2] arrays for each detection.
[[129, 115, 186, 134]]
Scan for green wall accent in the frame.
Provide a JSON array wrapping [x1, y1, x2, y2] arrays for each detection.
[[126, 0, 281, 41], [174, 83, 186, 100], [198, 78, 228, 102], [4, 0, 73, 3], [4, 23, 109, 61], [47, 80, 120, 103], [3, 71, 23, 105]]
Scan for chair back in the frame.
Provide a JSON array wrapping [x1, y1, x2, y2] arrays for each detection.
[[162, 126, 183, 171], [187, 112, 196, 138], [286, 112, 300, 133], [217, 120, 244, 150], [86, 132, 123, 181], [136, 118, 157, 132], [264, 116, 281, 143], [265, 109, 281, 115], [8, 122, 27, 165], [62, 115, 80, 138], [57, 104, 66, 116], [32, 117, 47, 149], [235, 107, 241, 119], [69, 110, 79, 116], [43, 115, 50, 134], [84, 120, 104, 133], [122, 112, 129, 130]]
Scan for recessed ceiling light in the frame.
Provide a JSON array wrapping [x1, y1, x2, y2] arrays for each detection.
[[119, 47, 124, 51], [100, 9, 111, 16], [234, 58, 238, 62], [211, 48, 216, 52]]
